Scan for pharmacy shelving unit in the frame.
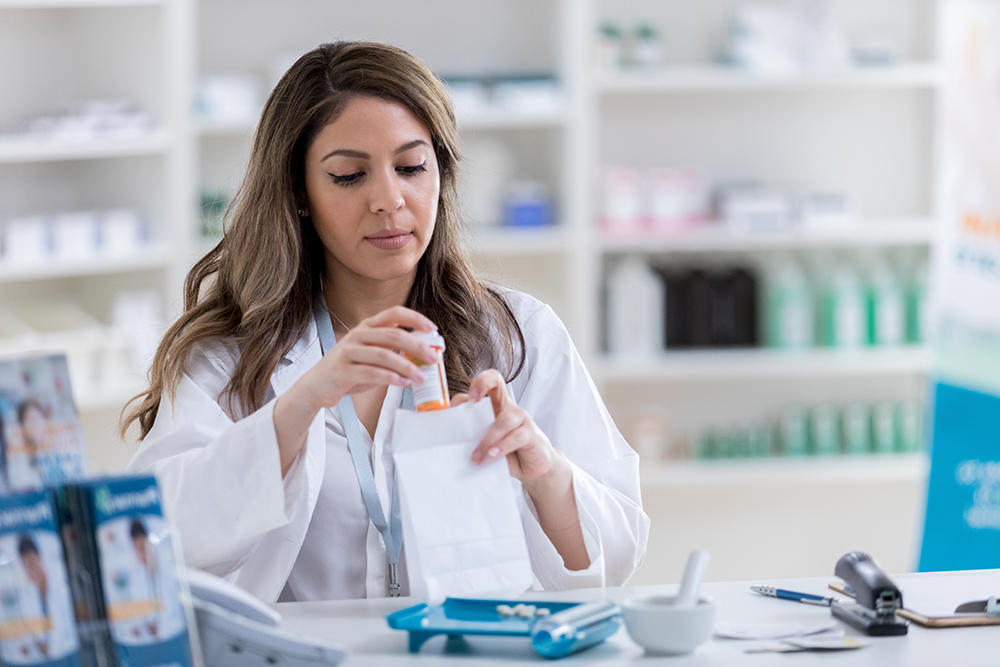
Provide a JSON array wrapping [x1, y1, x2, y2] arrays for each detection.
[[0, 0, 196, 444], [574, 0, 939, 468]]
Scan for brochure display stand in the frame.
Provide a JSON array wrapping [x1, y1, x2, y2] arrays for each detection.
[[920, 0, 1000, 571]]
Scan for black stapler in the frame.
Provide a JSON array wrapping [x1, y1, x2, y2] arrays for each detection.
[[830, 551, 908, 636]]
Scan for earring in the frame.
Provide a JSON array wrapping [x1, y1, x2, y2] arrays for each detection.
[[297, 208, 307, 217]]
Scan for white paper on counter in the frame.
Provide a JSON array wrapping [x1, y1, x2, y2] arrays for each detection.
[[394, 398, 532, 603]]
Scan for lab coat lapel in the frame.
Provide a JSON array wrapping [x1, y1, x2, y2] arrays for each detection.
[[236, 320, 327, 602]]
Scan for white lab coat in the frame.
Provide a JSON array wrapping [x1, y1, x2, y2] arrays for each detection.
[[128, 290, 649, 603]]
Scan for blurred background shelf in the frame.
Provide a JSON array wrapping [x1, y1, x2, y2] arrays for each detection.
[[457, 109, 566, 130], [466, 227, 571, 255], [596, 63, 941, 94], [0, 131, 170, 164], [601, 218, 934, 254], [0, 244, 172, 281], [640, 452, 928, 489], [594, 346, 932, 383], [196, 120, 255, 138], [0, 0, 161, 6]]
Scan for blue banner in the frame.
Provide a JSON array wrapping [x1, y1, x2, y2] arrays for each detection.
[[919, 382, 1000, 570]]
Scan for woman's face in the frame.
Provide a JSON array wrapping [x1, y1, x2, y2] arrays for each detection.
[[304, 96, 440, 287]]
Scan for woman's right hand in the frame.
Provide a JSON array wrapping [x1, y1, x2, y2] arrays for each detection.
[[301, 306, 437, 409], [273, 306, 437, 475]]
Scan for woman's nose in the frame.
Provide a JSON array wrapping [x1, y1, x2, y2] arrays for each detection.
[[370, 168, 405, 214]]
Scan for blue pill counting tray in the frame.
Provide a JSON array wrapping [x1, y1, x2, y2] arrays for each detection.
[[386, 597, 621, 659]]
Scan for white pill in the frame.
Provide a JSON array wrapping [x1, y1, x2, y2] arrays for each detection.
[[496, 605, 514, 616], [536, 608, 551, 617]]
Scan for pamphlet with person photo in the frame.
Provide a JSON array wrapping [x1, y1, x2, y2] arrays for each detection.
[[0, 491, 80, 667], [0, 354, 87, 493]]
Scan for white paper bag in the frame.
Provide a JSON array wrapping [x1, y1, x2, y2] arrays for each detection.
[[394, 399, 533, 602]]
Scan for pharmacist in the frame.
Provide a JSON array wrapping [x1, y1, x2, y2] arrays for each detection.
[[125, 42, 649, 602]]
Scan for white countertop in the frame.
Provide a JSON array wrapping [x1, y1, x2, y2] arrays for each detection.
[[276, 569, 1000, 666]]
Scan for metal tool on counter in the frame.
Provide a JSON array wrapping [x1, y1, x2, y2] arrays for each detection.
[[955, 596, 999, 617]]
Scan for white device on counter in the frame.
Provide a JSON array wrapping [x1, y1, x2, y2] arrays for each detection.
[[186, 568, 346, 667]]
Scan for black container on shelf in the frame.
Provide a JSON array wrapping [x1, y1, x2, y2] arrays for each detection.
[[656, 265, 759, 349]]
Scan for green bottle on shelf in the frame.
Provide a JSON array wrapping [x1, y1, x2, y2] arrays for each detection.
[[899, 400, 924, 452], [780, 404, 810, 456], [842, 402, 872, 455], [747, 423, 775, 458], [811, 403, 841, 456], [868, 256, 906, 346], [906, 259, 929, 344], [821, 261, 867, 348], [766, 258, 815, 348], [872, 401, 899, 453], [694, 431, 715, 460]]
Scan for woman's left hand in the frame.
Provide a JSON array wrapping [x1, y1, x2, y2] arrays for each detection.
[[451, 369, 566, 490], [454, 370, 590, 571]]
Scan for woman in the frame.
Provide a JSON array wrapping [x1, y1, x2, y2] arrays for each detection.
[[124, 41, 648, 602]]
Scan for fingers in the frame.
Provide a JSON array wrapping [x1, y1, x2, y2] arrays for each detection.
[[341, 346, 427, 385], [467, 369, 509, 416], [364, 305, 435, 332], [471, 405, 526, 463], [346, 327, 438, 366], [450, 393, 470, 407]]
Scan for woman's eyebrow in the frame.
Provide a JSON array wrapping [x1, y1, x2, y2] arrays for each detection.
[[320, 139, 430, 163], [321, 148, 367, 161], [394, 139, 429, 155]]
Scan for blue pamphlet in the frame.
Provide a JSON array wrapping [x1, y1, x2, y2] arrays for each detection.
[[77, 476, 194, 667], [0, 490, 80, 667]]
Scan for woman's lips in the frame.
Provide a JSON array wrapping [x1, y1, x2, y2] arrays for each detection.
[[365, 231, 412, 250]]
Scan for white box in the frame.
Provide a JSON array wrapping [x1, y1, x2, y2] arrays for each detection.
[[101, 209, 147, 256], [3, 216, 50, 266], [53, 211, 100, 261]]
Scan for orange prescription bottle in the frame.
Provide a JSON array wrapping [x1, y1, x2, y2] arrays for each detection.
[[405, 329, 450, 411]]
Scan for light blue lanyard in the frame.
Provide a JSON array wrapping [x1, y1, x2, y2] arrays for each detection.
[[313, 294, 412, 597]]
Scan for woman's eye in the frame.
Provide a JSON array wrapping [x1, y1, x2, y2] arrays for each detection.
[[397, 162, 428, 177], [330, 172, 363, 186]]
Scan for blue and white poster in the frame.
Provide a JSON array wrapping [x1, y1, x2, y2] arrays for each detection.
[[920, 0, 1000, 571]]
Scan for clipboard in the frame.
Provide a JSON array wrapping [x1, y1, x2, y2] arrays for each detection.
[[828, 582, 1000, 628]]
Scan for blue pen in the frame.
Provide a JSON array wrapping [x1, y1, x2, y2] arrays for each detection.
[[750, 585, 843, 607]]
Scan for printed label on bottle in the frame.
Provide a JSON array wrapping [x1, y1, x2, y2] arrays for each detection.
[[412, 347, 449, 409]]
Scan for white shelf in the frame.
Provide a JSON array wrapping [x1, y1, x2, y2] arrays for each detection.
[[466, 227, 570, 255], [0, 130, 169, 164], [601, 219, 935, 254], [640, 453, 928, 489], [0, 244, 172, 281], [0, 0, 161, 6], [595, 346, 932, 383], [196, 119, 256, 138], [457, 109, 566, 130], [596, 63, 941, 94]]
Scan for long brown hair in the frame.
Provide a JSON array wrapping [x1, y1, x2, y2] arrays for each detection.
[[122, 41, 524, 439]]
